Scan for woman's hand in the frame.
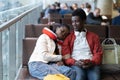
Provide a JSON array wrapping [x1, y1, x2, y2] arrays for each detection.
[[56, 61, 64, 66]]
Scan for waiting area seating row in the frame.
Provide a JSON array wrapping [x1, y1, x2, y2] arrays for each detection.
[[39, 13, 112, 25], [16, 24, 120, 80], [41, 18, 72, 25], [17, 38, 120, 80], [25, 24, 120, 44], [41, 13, 72, 19], [40, 13, 72, 25]]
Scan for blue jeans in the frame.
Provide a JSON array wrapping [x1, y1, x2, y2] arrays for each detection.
[[71, 66, 100, 80], [28, 62, 76, 80]]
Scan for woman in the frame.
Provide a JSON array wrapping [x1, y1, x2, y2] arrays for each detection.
[[28, 23, 75, 80]]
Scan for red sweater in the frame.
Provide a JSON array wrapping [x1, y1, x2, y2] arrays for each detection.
[[62, 31, 103, 66]]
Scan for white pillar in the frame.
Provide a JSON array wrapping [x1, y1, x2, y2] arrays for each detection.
[[97, 0, 113, 15]]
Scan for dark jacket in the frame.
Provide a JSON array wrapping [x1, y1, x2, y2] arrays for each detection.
[[112, 15, 120, 25], [86, 12, 103, 25]]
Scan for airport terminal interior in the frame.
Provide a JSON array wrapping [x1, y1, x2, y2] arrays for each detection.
[[0, 0, 120, 80]]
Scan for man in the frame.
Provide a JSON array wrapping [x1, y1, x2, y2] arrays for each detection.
[[83, 3, 91, 15], [112, 8, 120, 25], [71, 3, 78, 11], [59, 3, 73, 15], [62, 8, 103, 80], [86, 8, 107, 25]]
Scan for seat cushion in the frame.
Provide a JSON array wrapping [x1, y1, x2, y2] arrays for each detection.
[[16, 67, 38, 80]]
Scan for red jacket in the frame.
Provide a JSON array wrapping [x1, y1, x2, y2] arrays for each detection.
[[62, 31, 103, 66]]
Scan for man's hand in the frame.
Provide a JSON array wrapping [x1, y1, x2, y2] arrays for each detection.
[[75, 59, 94, 69], [74, 60, 84, 67], [101, 22, 107, 25], [82, 60, 93, 69]]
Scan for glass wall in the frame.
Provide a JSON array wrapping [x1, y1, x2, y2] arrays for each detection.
[[0, 0, 22, 11], [0, 2, 42, 80], [0, 0, 42, 11], [0, 0, 42, 25]]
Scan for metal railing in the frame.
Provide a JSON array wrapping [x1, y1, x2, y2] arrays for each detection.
[[0, 3, 36, 25], [0, 3, 43, 80]]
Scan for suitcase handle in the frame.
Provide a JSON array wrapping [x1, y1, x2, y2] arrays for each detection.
[[102, 38, 117, 45]]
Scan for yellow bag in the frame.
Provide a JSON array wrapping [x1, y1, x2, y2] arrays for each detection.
[[44, 74, 70, 80]]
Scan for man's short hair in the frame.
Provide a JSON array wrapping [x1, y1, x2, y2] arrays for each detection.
[[72, 8, 86, 20]]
